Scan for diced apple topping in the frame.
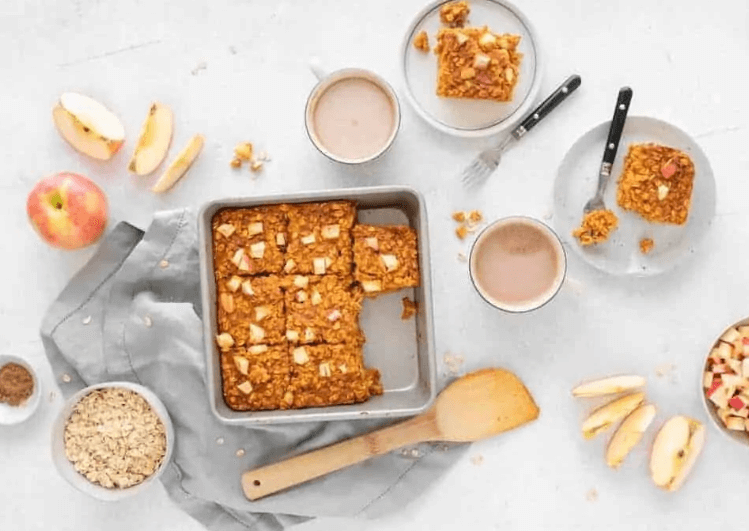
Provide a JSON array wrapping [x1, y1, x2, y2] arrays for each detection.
[[380, 254, 399, 272], [661, 160, 677, 178], [657, 184, 669, 200], [254, 306, 270, 321], [293, 347, 308, 365], [296, 291, 308, 303], [313, 257, 327, 275], [742, 358, 749, 378], [473, 53, 491, 70], [250, 242, 266, 259], [286, 330, 299, 342], [322, 224, 340, 239], [293, 276, 309, 288], [339, 364, 348, 374], [362, 280, 382, 293], [248, 222, 264, 236], [220, 293, 235, 313], [217, 224, 236, 238], [726, 417, 745, 430], [234, 356, 249, 375], [239, 255, 251, 271], [718, 342, 732, 359], [284, 259, 296, 273], [304, 328, 315, 342], [703, 323, 749, 433], [311, 290, 322, 306], [248, 345, 268, 355], [456, 33, 470, 45], [241, 280, 254, 296], [365, 237, 379, 251], [301, 234, 316, 245], [319, 362, 332, 377], [327, 309, 342, 322], [276, 233, 286, 246], [231, 248, 245, 266], [479, 32, 497, 48], [226, 276, 242, 292], [721, 327, 741, 343], [215, 333, 234, 350], [237, 381, 253, 394], [249, 323, 265, 342]]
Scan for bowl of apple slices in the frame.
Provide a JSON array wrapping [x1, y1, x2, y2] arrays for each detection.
[[702, 318, 749, 444]]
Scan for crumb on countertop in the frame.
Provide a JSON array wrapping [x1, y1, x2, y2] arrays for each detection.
[[401, 297, 418, 320], [573, 209, 619, 246], [639, 238, 654, 254], [413, 31, 430, 52], [452, 210, 483, 240]]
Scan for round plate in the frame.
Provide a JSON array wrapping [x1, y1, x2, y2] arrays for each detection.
[[554, 116, 716, 276], [0, 355, 41, 426], [401, 0, 542, 138]]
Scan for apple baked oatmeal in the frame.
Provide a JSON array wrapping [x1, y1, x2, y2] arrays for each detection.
[[210, 200, 421, 411], [435, 26, 522, 102], [573, 209, 619, 246], [616, 144, 695, 225]]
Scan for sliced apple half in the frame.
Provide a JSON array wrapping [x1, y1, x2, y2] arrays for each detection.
[[650, 416, 705, 492], [581, 392, 645, 439], [572, 375, 646, 398], [52, 92, 125, 160], [151, 134, 204, 193], [606, 404, 656, 469], [128, 102, 173, 175]]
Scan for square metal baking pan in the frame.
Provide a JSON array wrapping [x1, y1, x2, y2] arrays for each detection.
[[198, 186, 436, 425]]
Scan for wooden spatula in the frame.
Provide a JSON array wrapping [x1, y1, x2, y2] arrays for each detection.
[[242, 368, 540, 500]]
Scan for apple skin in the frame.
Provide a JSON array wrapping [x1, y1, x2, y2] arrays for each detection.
[[27, 172, 108, 250]]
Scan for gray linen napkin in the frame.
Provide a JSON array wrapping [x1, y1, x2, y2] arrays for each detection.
[[40, 209, 465, 531]]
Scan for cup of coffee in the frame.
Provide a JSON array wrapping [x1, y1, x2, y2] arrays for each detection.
[[469, 216, 567, 313], [305, 60, 401, 165]]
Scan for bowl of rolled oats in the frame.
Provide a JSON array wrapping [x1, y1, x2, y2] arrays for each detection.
[[51, 382, 174, 501]]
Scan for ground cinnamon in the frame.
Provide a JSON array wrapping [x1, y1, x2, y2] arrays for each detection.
[[0, 363, 34, 406]]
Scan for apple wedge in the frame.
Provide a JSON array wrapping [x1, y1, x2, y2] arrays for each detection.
[[605, 404, 656, 469], [572, 375, 646, 398], [52, 92, 125, 160], [128, 102, 173, 176], [581, 392, 645, 439], [151, 134, 204, 193], [650, 416, 705, 492]]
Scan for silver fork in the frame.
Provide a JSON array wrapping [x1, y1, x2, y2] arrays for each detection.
[[461, 74, 582, 185]]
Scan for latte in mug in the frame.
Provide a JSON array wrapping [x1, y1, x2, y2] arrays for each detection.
[[469, 217, 566, 312]]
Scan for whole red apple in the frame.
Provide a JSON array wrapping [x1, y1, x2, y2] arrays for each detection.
[[27, 172, 108, 250]]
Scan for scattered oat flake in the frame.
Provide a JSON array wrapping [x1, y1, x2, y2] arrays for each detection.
[[410, 448, 421, 458], [655, 363, 675, 378], [470, 454, 484, 466], [250, 160, 263, 172], [62, 374, 72, 383], [143, 316, 153, 328], [586, 488, 598, 502], [191, 61, 207, 75], [401, 297, 418, 320], [457, 251, 467, 262], [159, 260, 169, 268], [443, 352, 465, 377], [216, 437, 225, 445], [49, 390, 56, 402], [82, 315, 92, 325], [236, 449, 245, 457]]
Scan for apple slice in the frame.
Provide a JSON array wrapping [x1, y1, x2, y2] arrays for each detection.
[[606, 404, 656, 469], [128, 102, 174, 176], [151, 134, 204, 193], [650, 416, 705, 492], [581, 392, 645, 439], [572, 375, 646, 398], [52, 92, 125, 160]]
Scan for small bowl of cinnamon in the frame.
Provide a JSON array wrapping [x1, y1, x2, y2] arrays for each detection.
[[0, 355, 41, 425]]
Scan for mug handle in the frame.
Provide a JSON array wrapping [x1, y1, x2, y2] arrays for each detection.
[[309, 56, 328, 81]]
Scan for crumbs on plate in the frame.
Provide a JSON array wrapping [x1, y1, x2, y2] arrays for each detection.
[[573, 209, 618, 246]]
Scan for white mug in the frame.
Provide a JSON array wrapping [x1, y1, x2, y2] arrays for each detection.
[[304, 58, 401, 165]]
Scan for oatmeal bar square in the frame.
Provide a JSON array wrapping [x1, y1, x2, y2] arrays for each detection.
[[287, 344, 382, 408], [616, 144, 695, 225], [435, 27, 522, 102], [353, 225, 420, 296], [212, 206, 287, 277], [220, 345, 290, 411], [285, 201, 356, 276], [284, 275, 364, 345], [217, 275, 285, 346]]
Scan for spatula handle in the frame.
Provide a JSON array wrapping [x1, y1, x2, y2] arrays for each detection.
[[242, 414, 437, 500]]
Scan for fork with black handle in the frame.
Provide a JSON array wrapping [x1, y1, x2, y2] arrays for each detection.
[[461, 74, 582, 185]]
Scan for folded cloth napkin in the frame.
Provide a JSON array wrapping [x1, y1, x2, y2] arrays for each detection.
[[40, 209, 465, 531]]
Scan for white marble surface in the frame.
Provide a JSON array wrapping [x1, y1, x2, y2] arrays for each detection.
[[1, 0, 748, 529]]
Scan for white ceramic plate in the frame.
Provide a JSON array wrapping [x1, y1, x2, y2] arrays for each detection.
[[0, 355, 41, 426], [554, 116, 716, 276], [401, 0, 542, 138], [51, 381, 174, 501]]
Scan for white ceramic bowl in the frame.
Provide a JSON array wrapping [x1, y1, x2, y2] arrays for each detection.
[[700, 317, 749, 447], [0, 355, 41, 426], [51, 381, 174, 501]]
